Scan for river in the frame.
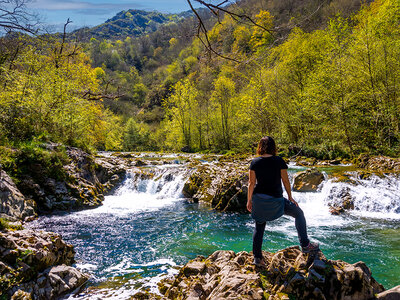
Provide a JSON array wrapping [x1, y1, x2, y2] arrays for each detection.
[[27, 157, 400, 299]]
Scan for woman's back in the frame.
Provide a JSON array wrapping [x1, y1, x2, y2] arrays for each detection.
[[250, 156, 287, 198]]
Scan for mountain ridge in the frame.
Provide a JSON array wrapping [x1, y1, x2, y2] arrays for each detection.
[[71, 9, 193, 40]]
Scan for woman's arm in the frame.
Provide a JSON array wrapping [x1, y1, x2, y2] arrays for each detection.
[[281, 169, 298, 206], [247, 170, 256, 212]]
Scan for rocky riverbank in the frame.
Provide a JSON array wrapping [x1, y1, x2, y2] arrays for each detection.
[[134, 247, 400, 300], [0, 145, 128, 299], [0, 228, 88, 299], [0, 144, 128, 221]]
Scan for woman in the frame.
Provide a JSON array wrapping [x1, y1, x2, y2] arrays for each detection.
[[247, 136, 319, 266]]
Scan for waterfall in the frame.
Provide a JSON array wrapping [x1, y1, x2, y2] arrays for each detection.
[[288, 172, 400, 223], [79, 166, 188, 216], [321, 174, 400, 220]]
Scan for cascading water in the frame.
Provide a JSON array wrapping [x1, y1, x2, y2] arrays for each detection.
[[92, 167, 187, 215], [27, 161, 400, 299]]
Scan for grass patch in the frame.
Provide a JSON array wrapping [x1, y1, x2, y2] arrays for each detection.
[[0, 218, 23, 231]]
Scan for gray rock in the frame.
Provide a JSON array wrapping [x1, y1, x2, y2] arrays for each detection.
[[311, 259, 327, 272], [2, 229, 82, 299], [0, 169, 36, 221], [10, 289, 32, 300]]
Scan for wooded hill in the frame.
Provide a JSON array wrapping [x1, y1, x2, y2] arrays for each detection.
[[0, 0, 399, 160], [71, 9, 193, 41]]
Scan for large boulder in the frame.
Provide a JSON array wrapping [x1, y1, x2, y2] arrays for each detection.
[[293, 168, 324, 192], [155, 247, 384, 300], [0, 169, 36, 221], [0, 229, 87, 299], [212, 174, 248, 211], [182, 159, 251, 211]]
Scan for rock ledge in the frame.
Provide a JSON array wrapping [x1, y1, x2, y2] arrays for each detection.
[[146, 247, 385, 300]]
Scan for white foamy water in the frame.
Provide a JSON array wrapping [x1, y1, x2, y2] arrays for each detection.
[[66, 258, 178, 300], [250, 171, 400, 245], [288, 171, 400, 222], [320, 174, 400, 220], [76, 168, 187, 216]]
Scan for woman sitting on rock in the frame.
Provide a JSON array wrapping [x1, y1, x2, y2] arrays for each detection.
[[247, 136, 319, 266]]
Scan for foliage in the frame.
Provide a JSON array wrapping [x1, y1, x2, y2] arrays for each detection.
[[0, 218, 9, 231], [0, 218, 23, 231], [0, 36, 121, 151], [159, 0, 400, 157], [2, 0, 399, 158], [123, 118, 155, 151], [0, 141, 70, 184]]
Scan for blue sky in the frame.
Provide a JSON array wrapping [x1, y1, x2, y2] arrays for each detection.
[[28, 0, 203, 31]]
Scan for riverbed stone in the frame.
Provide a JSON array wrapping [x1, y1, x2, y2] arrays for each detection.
[[293, 168, 324, 192], [327, 186, 355, 215]]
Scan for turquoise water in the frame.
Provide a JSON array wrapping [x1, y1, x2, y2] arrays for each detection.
[[28, 164, 400, 298]]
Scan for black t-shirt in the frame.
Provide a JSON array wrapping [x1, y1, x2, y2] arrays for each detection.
[[249, 156, 288, 198]]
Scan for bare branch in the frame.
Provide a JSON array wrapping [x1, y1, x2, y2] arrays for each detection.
[[187, 0, 241, 63], [194, 0, 275, 35], [0, 0, 39, 35], [82, 89, 125, 101]]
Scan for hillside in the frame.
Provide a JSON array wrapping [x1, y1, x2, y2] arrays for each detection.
[[72, 9, 187, 40], [83, 0, 398, 156]]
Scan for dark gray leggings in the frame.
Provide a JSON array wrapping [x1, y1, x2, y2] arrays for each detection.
[[253, 198, 310, 259]]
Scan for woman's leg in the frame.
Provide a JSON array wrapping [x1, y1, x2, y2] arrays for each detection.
[[253, 221, 266, 258], [284, 199, 310, 247]]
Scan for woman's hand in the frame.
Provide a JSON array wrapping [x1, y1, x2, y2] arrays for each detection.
[[289, 196, 299, 207], [247, 200, 252, 212]]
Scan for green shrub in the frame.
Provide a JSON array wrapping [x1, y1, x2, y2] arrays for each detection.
[[1, 141, 70, 184]]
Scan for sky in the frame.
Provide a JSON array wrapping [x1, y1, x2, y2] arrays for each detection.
[[27, 0, 202, 31]]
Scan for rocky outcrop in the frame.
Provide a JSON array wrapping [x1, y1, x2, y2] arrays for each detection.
[[294, 156, 347, 167], [155, 247, 384, 300], [293, 169, 324, 192], [0, 229, 88, 299], [355, 155, 400, 173], [13, 144, 127, 214], [182, 159, 250, 211], [9, 265, 88, 300], [0, 169, 36, 221]]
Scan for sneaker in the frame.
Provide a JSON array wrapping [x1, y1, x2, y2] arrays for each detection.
[[302, 242, 320, 253], [253, 257, 266, 267]]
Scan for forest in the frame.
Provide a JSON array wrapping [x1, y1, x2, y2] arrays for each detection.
[[0, 0, 399, 159]]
